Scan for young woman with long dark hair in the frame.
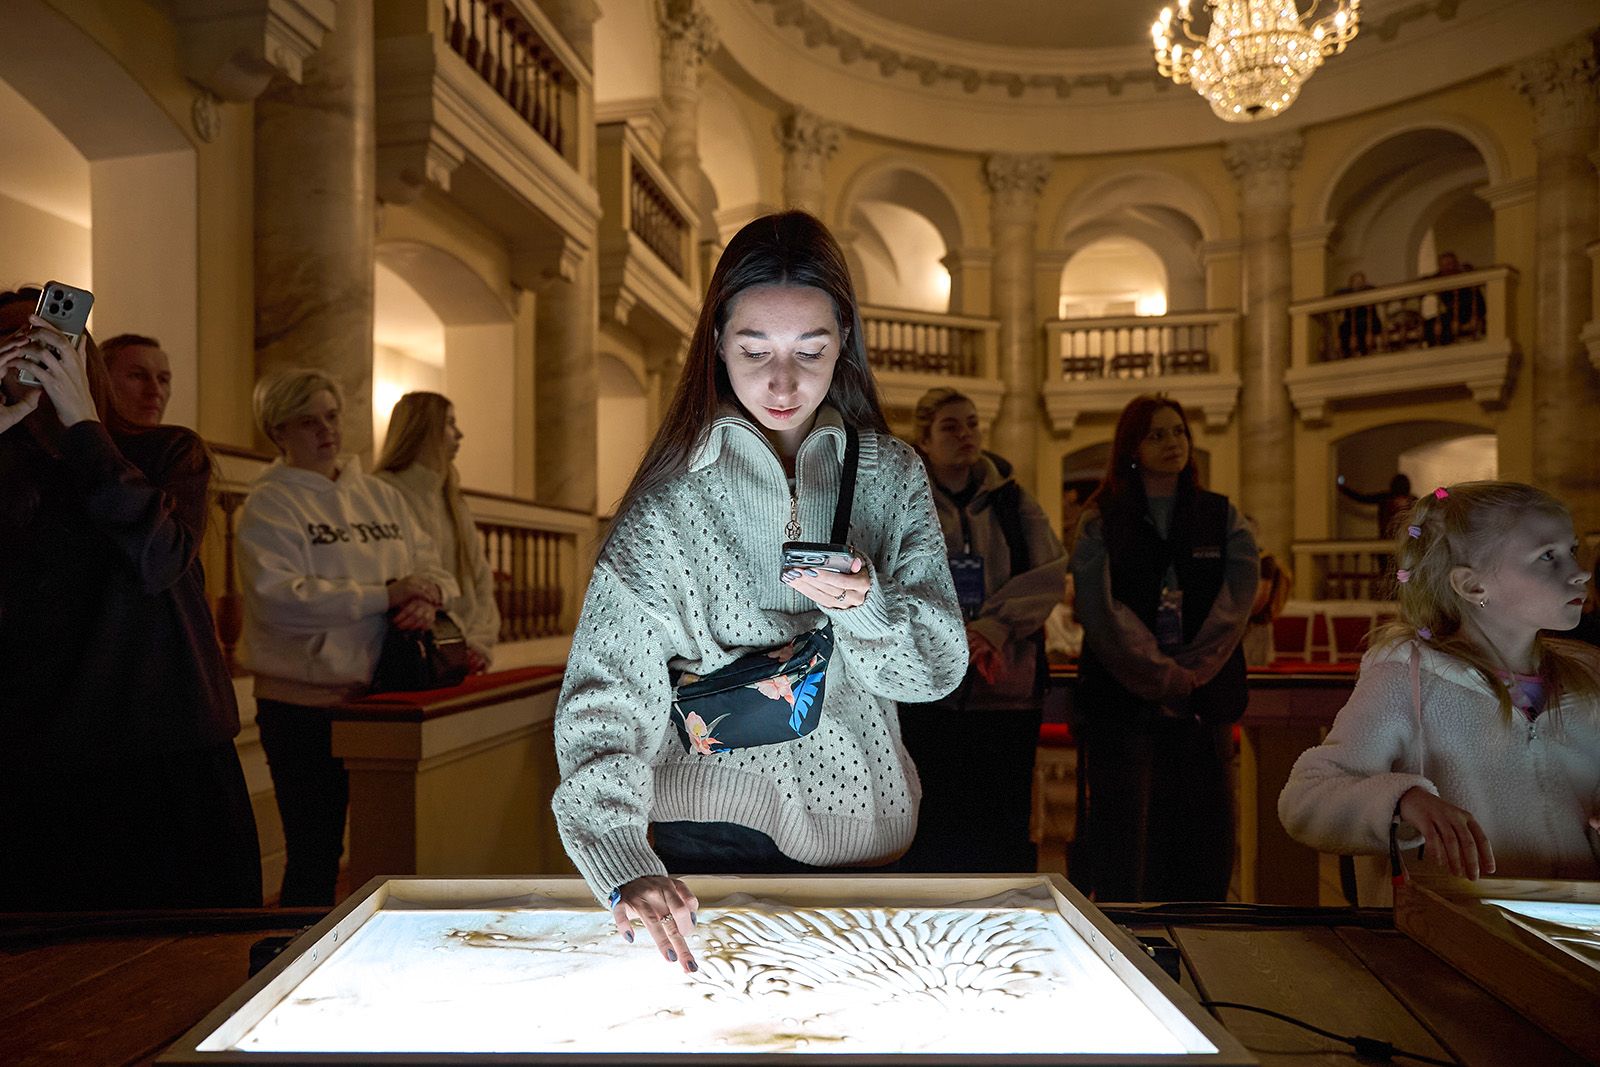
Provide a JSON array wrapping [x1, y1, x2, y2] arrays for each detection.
[[552, 212, 966, 972], [1070, 394, 1257, 902]]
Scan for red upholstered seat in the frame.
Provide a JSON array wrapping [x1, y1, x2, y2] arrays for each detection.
[[1038, 720, 1074, 746]]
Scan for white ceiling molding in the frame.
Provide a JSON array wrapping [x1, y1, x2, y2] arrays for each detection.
[[701, 0, 1600, 154]]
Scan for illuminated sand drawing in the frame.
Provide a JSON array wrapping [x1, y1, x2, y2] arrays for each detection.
[[227, 898, 1211, 1056], [1488, 899, 1600, 971]]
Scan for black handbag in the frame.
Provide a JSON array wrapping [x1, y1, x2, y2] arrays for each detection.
[[370, 609, 472, 693], [668, 427, 858, 756]]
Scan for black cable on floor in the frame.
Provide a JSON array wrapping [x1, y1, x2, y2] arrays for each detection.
[[1202, 999, 1456, 1066]]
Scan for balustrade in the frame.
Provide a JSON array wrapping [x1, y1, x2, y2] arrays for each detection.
[[1290, 540, 1397, 602], [476, 518, 574, 641], [442, 0, 568, 154], [629, 160, 688, 279], [1047, 313, 1229, 380], [860, 306, 995, 378], [1306, 277, 1489, 363]]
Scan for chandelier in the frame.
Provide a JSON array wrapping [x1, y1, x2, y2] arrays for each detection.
[[1152, 0, 1361, 122]]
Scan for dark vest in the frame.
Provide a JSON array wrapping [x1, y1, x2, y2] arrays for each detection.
[[1079, 487, 1248, 725]]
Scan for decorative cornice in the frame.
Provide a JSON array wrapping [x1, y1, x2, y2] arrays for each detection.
[[754, 0, 1164, 100], [775, 109, 843, 163], [1475, 176, 1537, 212], [171, 0, 337, 102], [1511, 32, 1600, 136]]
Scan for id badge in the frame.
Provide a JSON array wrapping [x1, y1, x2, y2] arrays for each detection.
[[1155, 587, 1184, 653], [948, 552, 986, 620]]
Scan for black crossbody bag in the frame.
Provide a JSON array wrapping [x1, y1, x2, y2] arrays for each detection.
[[668, 427, 859, 756]]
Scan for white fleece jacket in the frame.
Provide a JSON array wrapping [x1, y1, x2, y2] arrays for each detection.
[[552, 406, 968, 903], [375, 464, 501, 661], [1279, 639, 1600, 900], [237, 457, 459, 706]]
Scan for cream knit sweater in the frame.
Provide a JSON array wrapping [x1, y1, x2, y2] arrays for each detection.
[[552, 406, 967, 902], [1279, 639, 1600, 901]]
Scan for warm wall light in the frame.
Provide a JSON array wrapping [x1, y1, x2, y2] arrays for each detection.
[[1152, 0, 1361, 122]]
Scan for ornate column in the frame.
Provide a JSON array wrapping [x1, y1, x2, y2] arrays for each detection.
[[658, 0, 717, 204], [1224, 133, 1303, 563], [983, 154, 1052, 488], [254, 0, 377, 455], [777, 109, 843, 218], [1514, 34, 1600, 532]]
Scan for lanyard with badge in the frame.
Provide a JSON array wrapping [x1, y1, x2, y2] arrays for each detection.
[[947, 504, 986, 621]]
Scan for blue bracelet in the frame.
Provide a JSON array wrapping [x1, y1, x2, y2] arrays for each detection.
[[607, 887, 622, 910]]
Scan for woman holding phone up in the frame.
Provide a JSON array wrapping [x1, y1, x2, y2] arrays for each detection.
[[553, 212, 966, 972], [0, 289, 261, 909]]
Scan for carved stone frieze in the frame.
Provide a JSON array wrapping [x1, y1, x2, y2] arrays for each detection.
[[659, 0, 719, 82]]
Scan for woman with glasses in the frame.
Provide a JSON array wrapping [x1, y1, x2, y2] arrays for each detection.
[[1069, 394, 1257, 901]]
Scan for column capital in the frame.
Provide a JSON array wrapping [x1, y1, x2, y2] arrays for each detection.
[[1223, 133, 1304, 183], [776, 109, 844, 165], [658, 0, 718, 72], [1511, 32, 1600, 137], [982, 154, 1052, 201]]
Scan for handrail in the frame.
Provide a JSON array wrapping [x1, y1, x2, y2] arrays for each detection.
[[1291, 266, 1510, 316]]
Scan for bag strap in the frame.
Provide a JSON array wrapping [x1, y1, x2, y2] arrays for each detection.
[[830, 425, 860, 545], [1409, 643, 1426, 780]]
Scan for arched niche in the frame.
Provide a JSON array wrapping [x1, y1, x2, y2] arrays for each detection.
[[1059, 210, 1204, 316], [1059, 235, 1169, 319], [1318, 125, 1499, 289], [596, 349, 648, 518], [835, 160, 969, 312], [1331, 419, 1494, 539], [0, 0, 197, 427], [375, 241, 515, 493], [1052, 169, 1224, 247]]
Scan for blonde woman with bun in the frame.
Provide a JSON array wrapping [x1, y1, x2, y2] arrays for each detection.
[[375, 392, 501, 672]]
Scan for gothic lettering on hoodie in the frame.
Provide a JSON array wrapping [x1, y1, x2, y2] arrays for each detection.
[[305, 521, 405, 546]]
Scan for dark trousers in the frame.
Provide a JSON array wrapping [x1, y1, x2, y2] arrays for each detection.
[[1075, 712, 1234, 902], [896, 704, 1041, 873], [256, 699, 349, 907], [0, 742, 262, 911], [652, 821, 891, 876]]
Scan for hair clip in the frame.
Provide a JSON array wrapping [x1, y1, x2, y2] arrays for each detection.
[[1418, 627, 1433, 640], [1395, 569, 1411, 583], [1407, 525, 1422, 539], [1433, 487, 1449, 500]]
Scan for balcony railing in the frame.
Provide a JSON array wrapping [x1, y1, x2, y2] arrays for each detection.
[[861, 306, 998, 378], [629, 161, 688, 280], [1045, 311, 1236, 380], [442, 0, 569, 155], [1290, 539, 1397, 602], [465, 489, 586, 641], [204, 446, 586, 672], [1286, 266, 1517, 421]]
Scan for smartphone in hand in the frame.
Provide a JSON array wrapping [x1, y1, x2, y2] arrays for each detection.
[[782, 541, 856, 573], [16, 281, 94, 386]]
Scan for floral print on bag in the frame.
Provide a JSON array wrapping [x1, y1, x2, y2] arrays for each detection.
[[669, 627, 833, 755]]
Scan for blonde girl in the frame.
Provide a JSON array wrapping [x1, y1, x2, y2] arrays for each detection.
[[376, 392, 501, 671], [1280, 482, 1600, 903]]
